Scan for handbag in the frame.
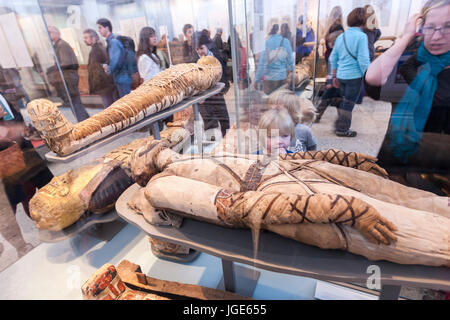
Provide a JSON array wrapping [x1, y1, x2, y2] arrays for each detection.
[[267, 38, 288, 65], [131, 72, 143, 90], [0, 139, 26, 179]]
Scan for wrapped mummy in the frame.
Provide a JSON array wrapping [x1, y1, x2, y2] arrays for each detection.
[[129, 142, 450, 268], [29, 127, 189, 231], [27, 56, 222, 156]]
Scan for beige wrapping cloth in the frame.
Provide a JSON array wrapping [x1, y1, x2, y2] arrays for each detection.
[[133, 145, 450, 268]]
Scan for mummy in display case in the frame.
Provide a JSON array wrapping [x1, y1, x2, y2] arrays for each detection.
[[29, 127, 189, 231], [26, 56, 222, 156], [127, 140, 450, 268]]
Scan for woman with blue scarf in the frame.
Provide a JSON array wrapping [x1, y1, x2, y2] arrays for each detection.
[[365, 0, 450, 195]]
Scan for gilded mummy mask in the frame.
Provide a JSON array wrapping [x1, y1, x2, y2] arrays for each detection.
[[30, 160, 132, 231]]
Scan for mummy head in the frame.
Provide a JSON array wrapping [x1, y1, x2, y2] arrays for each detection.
[[27, 99, 74, 155]]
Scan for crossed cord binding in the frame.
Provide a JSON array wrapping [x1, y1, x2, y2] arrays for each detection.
[[73, 60, 221, 141], [215, 190, 398, 246], [280, 149, 389, 178], [132, 143, 397, 245]]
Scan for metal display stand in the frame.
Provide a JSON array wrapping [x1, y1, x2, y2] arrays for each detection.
[[116, 183, 450, 300], [45, 83, 225, 163]]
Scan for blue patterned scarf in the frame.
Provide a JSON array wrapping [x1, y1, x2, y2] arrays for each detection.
[[389, 43, 450, 162]]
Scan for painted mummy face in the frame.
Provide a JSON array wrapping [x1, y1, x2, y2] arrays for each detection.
[[29, 162, 131, 231]]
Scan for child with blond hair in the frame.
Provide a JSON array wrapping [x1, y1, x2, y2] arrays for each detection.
[[267, 89, 318, 153], [257, 108, 294, 155]]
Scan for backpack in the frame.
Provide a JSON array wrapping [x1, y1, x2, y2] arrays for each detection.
[[113, 35, 135, 68], [114, 35, 140, 89], [116, 35, 136, 53]]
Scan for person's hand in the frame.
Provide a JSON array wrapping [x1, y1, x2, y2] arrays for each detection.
[[332, 77, 340, 89], [10, 123, 26, 142], [0, 123, 25, 143], [0, 127, 9, 139], [403, 13, 423, 41], [0, 110, 7, 119]]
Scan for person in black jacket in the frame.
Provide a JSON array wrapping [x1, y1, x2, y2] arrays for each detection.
[[363, 5, 382, 62], [182, 24, 199, 63], [213, 28, 224, 51], [195, 34, 230, 138], [323, 6, 345, 65], [83, 29, 116, 108]]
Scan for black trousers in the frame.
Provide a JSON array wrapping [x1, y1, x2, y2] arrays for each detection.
[[316, 87, 342, 118], [198, 94, 230, 138], [336, 78, 363, 133], [263, 79, 285, 95], [55, 84, 89, 122]]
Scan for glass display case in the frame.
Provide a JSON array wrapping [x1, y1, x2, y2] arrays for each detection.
[[225, 0, 449, 299], [226, 0, 439, 155], [0, 0, 239, 296], [0, 0, 72, 123], [0, 0, 448, 301]]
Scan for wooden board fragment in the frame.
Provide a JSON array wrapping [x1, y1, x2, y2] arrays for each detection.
[[116, 260, 251, 300]]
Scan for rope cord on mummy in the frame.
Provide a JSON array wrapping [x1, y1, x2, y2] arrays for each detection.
[[133, 141, 396, 245], [128, 140, 450, 267]]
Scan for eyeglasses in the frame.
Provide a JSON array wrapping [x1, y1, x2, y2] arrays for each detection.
[[422, 25, 450, 35]]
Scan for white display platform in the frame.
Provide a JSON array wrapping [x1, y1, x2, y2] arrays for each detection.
[[0, 223, 317, 300]]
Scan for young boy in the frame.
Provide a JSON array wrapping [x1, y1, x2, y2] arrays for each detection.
[[267, 89, 318, 153]]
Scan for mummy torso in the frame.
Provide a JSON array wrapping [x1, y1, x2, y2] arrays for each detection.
[[160, 154, 333, 195], [150, 152, 450, 267]]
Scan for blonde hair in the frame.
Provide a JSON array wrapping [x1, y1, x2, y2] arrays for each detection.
[[422, 0, 450, 20], [258, 108, 294, 138], [267, 89, 316, 124]]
